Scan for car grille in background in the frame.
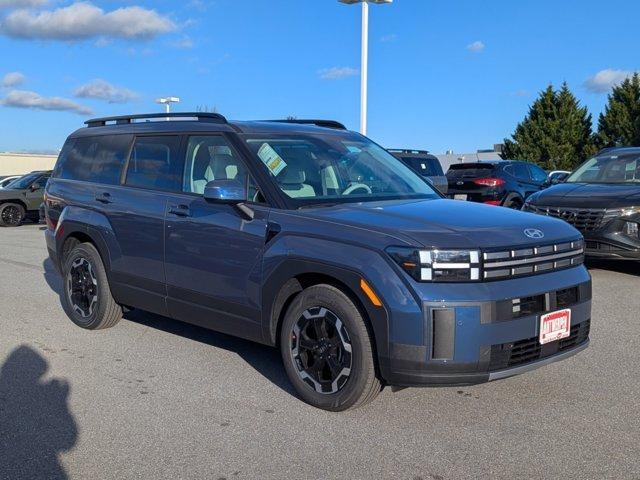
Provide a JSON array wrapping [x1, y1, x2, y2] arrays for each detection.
[[524, 205, 605, 232], [489, 320, 590, 370], [483, 240, 584, 280]]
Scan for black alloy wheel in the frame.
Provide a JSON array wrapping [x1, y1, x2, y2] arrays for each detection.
[[0, 204, 24, 226], [290, 307, 353, 394], [66, 257, 99, 319]]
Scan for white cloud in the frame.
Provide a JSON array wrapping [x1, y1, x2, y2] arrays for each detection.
[[380, 33, 397, 43], [318, 66, 359, 80], [0, 0, 47, 8], [74, 79, 137, 103], [1, 89, 92, 115], [2, 71, 25, 88], [584, 69, 635, 93], [169, 35, 194, 49], [466, 40, 485, 53], [1, 2, 176, 41]]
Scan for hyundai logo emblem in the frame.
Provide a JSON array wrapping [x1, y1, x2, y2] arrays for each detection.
[[524, 228, 545, 239]]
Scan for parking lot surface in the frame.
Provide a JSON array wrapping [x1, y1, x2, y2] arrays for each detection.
[[0, 224, 639, 479]]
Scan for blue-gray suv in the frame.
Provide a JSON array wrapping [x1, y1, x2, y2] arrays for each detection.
[[45, 113, 592, 411]]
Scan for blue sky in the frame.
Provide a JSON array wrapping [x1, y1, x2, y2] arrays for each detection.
[[0, 0, 638, 154]]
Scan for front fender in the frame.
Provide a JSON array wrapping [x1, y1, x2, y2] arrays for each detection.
[[261, 234, 424, 379]]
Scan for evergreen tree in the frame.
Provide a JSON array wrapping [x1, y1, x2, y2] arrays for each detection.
[[503, 83, 596, 171], [597, 73, 640, 147]]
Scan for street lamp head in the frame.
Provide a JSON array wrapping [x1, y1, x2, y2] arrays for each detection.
[[339, 0, 392, 4], [156, 97, 180, 104]]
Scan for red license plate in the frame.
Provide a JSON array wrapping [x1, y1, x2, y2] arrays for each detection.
[[539, 309, 571, 345]]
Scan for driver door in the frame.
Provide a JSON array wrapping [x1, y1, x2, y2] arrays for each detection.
[[25, 174, 50, 210], [164, 134, 270, 342]]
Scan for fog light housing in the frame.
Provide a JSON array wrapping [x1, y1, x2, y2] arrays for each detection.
[[624, 221, 639, 237]]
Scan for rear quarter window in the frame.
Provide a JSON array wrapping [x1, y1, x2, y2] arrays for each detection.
[[53, 135, 132, 185]]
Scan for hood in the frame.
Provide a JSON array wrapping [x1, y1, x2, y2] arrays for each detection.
[[529, 182, 640, 208], [298, 198, 580, 248]]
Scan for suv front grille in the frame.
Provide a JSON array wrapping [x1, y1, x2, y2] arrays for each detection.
[[483, 240, 584, 280], [489, 320, 590, 370], [525, 205, 605, 232]]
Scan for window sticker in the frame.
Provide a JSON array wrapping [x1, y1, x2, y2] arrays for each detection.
[[421, 163, 427, 170], [258, 143, 287, 176]]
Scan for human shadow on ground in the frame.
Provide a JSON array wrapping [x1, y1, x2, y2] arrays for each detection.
[[0, 345, 78, 480], [42, 259, 296, 397]]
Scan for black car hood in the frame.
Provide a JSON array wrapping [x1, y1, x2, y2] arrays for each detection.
[[299, 198, 579, 249], [529, 183, 640, 208]]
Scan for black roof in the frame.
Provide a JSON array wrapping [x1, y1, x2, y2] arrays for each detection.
[[73, 113, 351, 138]]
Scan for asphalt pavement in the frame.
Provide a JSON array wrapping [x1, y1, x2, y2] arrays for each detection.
[[0, 224, 638, 479]]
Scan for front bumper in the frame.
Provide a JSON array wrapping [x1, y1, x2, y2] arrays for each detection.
[[382, 266, 592, 387]]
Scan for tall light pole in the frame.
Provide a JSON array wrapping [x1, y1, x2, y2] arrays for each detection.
[[155, 96, 180, 114], [339, 0, 392, 135]]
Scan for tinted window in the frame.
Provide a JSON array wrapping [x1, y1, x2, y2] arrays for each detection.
[[513, 163, 530, 180], [567, 154, 640, 184], [54, 135, 132, 185], [125, 136, 183, 191], [528, 164, 548, 183], [5, 172, 42, 190], [401, 157, 444, 176], [447, 164, 495, 179]]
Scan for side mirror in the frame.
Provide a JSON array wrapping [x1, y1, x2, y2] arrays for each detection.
[[203, 179, 246, 204]]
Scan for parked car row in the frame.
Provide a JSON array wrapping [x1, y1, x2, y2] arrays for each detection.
[[43, 113, 592, 411], [0, 171, 50, 226]]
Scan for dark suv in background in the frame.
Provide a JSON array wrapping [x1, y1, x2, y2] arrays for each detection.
[[388, 149, 447, 194], [0, 170, 51, 226], [524, 147, 640, 260], [45, 113, 591, 411], [446, 160, 549, 209]]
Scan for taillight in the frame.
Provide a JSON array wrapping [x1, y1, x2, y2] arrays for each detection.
[[473, 177, 505, 187], [483, 200, 501, 206]]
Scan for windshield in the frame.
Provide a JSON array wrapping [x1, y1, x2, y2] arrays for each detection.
[[5, 172, 41, 189], [242, 133, 439, 205], [567, 154, 640, 184]]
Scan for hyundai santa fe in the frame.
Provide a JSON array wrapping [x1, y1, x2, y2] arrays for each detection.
[[45, 113, 592, 411]]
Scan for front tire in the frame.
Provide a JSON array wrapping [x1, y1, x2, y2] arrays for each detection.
[[61, 242, 122, 330], [0, 203, 25, 227], [280, 284, 381, 411]]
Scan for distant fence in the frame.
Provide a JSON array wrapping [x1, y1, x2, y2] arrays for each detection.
[[0, 153, 58, 176]]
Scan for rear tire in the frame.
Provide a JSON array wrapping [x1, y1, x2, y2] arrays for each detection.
[[280, 284, 381, 411], [61, 242, 122, 330], [504, 197, 523, 209], [0, 203, 25, 227]]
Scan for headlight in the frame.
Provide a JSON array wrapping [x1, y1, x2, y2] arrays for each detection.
[[386, 247, 481, 282], [604, 206, 640, 220]]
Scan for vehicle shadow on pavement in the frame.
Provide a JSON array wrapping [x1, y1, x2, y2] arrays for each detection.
[[41, 259, 297, 398], [0, 345, 78, 480], [585, 259, 640, 277], [123, 309, 298, 397]]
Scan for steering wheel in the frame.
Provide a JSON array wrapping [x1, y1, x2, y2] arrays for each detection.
[[342, 182, 372, 196]]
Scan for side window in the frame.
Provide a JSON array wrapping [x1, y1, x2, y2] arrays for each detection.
[[183, 135, 248, 194], [55, 135, 132, 185], [125, 136, 183, 191], [528, 164, 548, 183], [513, 163, 530, 181]]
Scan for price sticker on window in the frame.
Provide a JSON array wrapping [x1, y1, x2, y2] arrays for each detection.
[[258, 143, 287, 176]]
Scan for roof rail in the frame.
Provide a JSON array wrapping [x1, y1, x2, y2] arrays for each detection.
[[264, 119, 347, 130], [388, 149, 430, 155], [85, 112, 227, 128]]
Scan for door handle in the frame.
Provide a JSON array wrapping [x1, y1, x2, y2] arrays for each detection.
[[168, 204, 191, 217], [95, 192, 113, 204]]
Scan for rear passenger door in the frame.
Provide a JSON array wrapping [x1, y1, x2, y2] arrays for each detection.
[[163, 134, 270, 342], [98, 135, 184, 316]]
